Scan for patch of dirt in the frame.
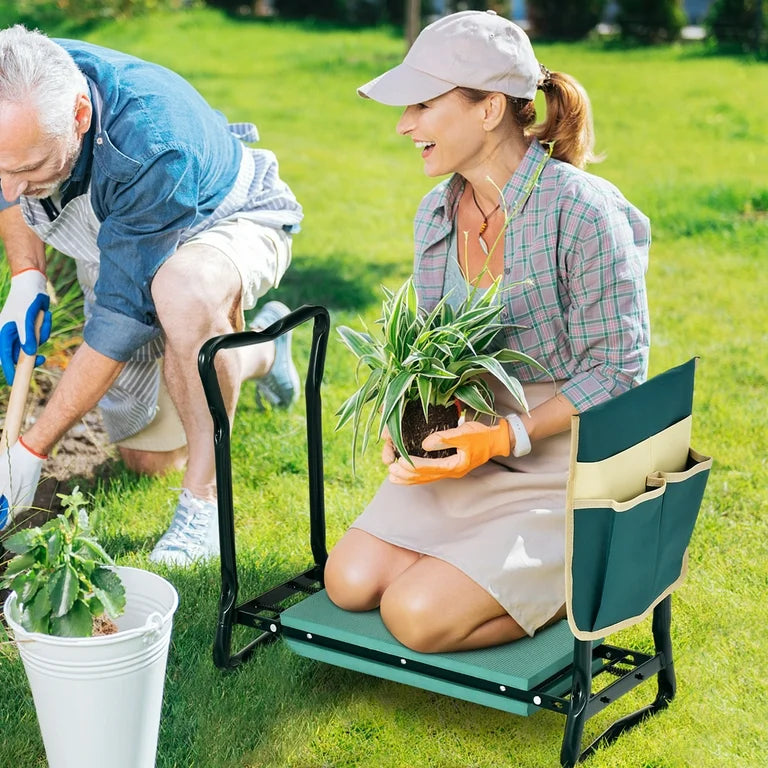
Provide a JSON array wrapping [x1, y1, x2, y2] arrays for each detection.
[[92, 614, 119, 636], [1, 373, 117, 607]]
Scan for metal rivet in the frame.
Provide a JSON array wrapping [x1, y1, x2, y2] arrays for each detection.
[[269, 623, 277, 633], [96, 136, 103, 145], [499, 685, 506, 692], [400, 658, 407, 665], [533, 695, 542, 705], [306, 633, 313, 640]]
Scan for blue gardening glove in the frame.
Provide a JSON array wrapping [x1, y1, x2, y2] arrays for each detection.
[[0, 438, 45, 531], [0, 268, 52, 385]]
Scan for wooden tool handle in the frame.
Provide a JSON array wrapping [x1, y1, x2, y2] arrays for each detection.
[[1, 312, 44, 450]]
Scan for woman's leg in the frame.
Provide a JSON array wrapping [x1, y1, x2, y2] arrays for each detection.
[[324, 528, 421, 612], [381, 555, 535, 653]]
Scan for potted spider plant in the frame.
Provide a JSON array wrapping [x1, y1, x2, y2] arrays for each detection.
[[1, 487, 179, 768], [336, 274, 546, 465]]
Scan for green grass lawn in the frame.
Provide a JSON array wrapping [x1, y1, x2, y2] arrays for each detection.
[[1, 7, 767, 767]]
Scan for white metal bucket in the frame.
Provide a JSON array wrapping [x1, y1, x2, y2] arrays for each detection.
[[3, 566, 179, 768]]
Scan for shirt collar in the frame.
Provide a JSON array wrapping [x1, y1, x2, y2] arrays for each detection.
[[498, 139, 550, 216], [59, 80, 96, 206]]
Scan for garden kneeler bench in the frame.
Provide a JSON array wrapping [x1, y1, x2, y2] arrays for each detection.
[[198, 307, 712, 767]]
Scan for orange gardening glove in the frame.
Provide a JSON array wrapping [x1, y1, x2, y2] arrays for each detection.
[[388, 420, 510, 485]]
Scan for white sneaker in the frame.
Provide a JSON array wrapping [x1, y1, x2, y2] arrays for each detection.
[[250, 301, 300, 410], [149, 490, 219, 567]]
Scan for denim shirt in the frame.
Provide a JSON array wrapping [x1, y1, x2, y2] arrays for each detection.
[[0, 40, 302, 360], [413, 140, 651, 412]]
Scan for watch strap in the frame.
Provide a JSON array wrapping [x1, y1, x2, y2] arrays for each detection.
[[505, 413, 531, 457]]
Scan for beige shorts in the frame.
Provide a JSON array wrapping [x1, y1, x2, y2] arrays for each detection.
[[182, 216, 293, 320], [112, 218, 292, 451]]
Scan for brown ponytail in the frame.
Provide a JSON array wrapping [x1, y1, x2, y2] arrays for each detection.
[[456, 71, 601, 170], [529, 71, 600, 169]]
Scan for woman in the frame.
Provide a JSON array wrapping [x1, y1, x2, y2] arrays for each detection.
[[325, 10, 650, 653]]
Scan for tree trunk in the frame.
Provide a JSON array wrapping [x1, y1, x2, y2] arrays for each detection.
[[405, 0, 421, 49]]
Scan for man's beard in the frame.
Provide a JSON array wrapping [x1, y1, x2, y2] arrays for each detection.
[[26, 132, 83, 199]]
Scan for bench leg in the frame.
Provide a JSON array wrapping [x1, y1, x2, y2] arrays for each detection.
[[652, 595, 676, 707], [560, 638, 593, 767], [574, 596, 677, 763]]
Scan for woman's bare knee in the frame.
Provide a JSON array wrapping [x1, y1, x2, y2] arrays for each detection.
[[324, 553, 382, 612], [379, 587, 449, 653], [325, 529, 419, 613], [379, 556, 523, 653], [118, 446, 188, 476]]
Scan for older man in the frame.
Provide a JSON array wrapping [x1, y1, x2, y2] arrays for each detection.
[[0, 26, 302, 565]]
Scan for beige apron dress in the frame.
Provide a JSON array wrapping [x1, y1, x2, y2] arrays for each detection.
[[351, 379, 568, 637]]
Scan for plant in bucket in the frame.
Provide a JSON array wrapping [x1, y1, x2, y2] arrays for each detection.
[[335, 272, 547, 466], [1, 487, 179, 768]]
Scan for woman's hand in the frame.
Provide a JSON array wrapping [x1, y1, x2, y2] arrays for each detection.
[[388, 420, 510, 485]]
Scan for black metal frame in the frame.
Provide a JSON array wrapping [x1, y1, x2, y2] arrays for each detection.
[[198, 305, 330, 669], [198, 306, 679, 766]]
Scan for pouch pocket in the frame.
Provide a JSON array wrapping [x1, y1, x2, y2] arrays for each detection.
[[570, 448, 712, 634]]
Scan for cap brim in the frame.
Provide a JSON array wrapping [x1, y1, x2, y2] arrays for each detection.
[[358, 63, 456, 106]]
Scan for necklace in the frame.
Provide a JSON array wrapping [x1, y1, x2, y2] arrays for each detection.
[[462, 141, 555, 266], [471, 188, 501, 237], [471, 188, 501, 255]]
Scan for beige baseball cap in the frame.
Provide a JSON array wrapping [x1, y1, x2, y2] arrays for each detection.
[[358, 10, 541, 106]]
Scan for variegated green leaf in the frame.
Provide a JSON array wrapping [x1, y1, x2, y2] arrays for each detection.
[[2, 550, 38, 578], [91, 567, 126, 619], [385, 399, 409, 465], [337, 326, 377, 359], [2, 527, 43, 556], [48, 563, 79, 618], [454, 381, 495, 415], [21, 586, 51, 634], [50, 599, 92, 638], [381, 371, 416, 431]]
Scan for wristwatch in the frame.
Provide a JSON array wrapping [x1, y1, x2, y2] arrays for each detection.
[[505, 414, 532, 457]]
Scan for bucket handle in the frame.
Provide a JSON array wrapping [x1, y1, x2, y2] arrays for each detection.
[[140, 612, 166, 646]]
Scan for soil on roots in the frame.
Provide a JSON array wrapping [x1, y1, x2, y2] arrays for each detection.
[[399, 400, 459, 459]]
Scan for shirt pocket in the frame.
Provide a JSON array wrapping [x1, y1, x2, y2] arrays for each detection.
[[93, 129, 142, 183]]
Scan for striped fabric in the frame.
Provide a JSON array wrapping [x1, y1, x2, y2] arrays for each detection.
[[20, 190, 165, 442], [413, 139, 651, 412]]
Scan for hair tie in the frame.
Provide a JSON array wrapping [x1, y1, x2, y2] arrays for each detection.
[[537, 64, 553, 92]]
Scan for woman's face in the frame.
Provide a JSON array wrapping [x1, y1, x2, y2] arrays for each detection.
[[396, 90, 487, 178]]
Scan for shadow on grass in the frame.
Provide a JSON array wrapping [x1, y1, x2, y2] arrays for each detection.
[[260, 253, 399, 312]]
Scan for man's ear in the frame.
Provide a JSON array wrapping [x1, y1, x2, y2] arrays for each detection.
[[482, 92, 508, 132], [74, 93, 92, 137]]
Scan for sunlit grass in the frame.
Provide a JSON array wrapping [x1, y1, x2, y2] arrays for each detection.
[[1, 7, 766, 767]]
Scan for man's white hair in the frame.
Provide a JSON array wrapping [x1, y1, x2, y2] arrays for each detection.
[[0, 25, 88, 140]]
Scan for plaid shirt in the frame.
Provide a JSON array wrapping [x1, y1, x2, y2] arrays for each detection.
[[413, 140, 651, 412]]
